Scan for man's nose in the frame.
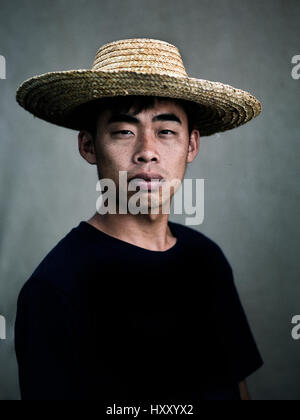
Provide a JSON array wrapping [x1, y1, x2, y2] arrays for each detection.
[[132, 132, 160, 164]]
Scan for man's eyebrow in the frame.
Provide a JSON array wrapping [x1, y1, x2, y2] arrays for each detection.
[[152, 113, 182, 125], [107, 113, 182, 125]]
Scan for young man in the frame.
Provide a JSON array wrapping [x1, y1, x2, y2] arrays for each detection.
[[15, 38, 263, 402]]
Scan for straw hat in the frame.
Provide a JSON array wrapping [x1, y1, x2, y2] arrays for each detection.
[[16, 38, 262, 136]]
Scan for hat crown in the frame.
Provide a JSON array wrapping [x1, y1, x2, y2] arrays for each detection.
[[92, 38, 188, 78]]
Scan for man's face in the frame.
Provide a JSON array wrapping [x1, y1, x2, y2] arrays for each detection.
[[79, 98, 200, 211]]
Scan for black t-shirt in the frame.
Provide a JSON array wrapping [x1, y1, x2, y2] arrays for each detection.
[[15, 221, 263, 402]]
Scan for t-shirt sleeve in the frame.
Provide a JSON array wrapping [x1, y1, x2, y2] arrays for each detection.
[[15, 276, 87, 400], [209, 245, 264, 383]]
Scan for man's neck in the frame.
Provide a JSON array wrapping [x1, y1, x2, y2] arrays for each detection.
[[87, 212, 177, 252]]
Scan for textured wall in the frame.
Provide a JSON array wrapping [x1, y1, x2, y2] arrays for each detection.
[[0, 0, 299, 400]]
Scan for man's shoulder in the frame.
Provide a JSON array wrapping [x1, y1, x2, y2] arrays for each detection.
[[170, 222, 233, 271], [170, 222, 226, 253], [19, 222, 97, 299]]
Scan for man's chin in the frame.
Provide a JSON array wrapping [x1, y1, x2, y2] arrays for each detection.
[[122, 191, 171, 215]]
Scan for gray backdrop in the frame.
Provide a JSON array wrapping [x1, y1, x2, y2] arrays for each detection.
[[0, 0, 299, 400]]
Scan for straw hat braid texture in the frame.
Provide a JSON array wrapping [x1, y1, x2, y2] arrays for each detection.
[[16, 38, 261, 136]]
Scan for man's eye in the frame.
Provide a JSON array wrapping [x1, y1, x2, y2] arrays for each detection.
[[160, 130, 175, 135], [112, 130, 133, 136]]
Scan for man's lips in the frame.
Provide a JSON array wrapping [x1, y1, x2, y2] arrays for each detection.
[[128, 173, 165, 182], [128, 173, 166, 191]]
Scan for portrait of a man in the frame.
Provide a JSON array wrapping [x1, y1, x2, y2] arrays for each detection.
[[1, 0, 299, 404], [14, 38, 263, 401]]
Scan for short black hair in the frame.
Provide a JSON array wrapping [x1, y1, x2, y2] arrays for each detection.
[[74, 96, 201, 140]]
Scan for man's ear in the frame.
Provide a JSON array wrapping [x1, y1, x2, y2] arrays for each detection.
[[187, 129, 200, 163], [78, 130, 97, 165]]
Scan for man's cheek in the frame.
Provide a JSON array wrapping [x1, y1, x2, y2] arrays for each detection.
[[97, 152, 121, 172], [173, 153, 189, 174]]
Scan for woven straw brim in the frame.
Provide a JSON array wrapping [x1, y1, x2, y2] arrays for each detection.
[[16, 70, 262, 136]]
